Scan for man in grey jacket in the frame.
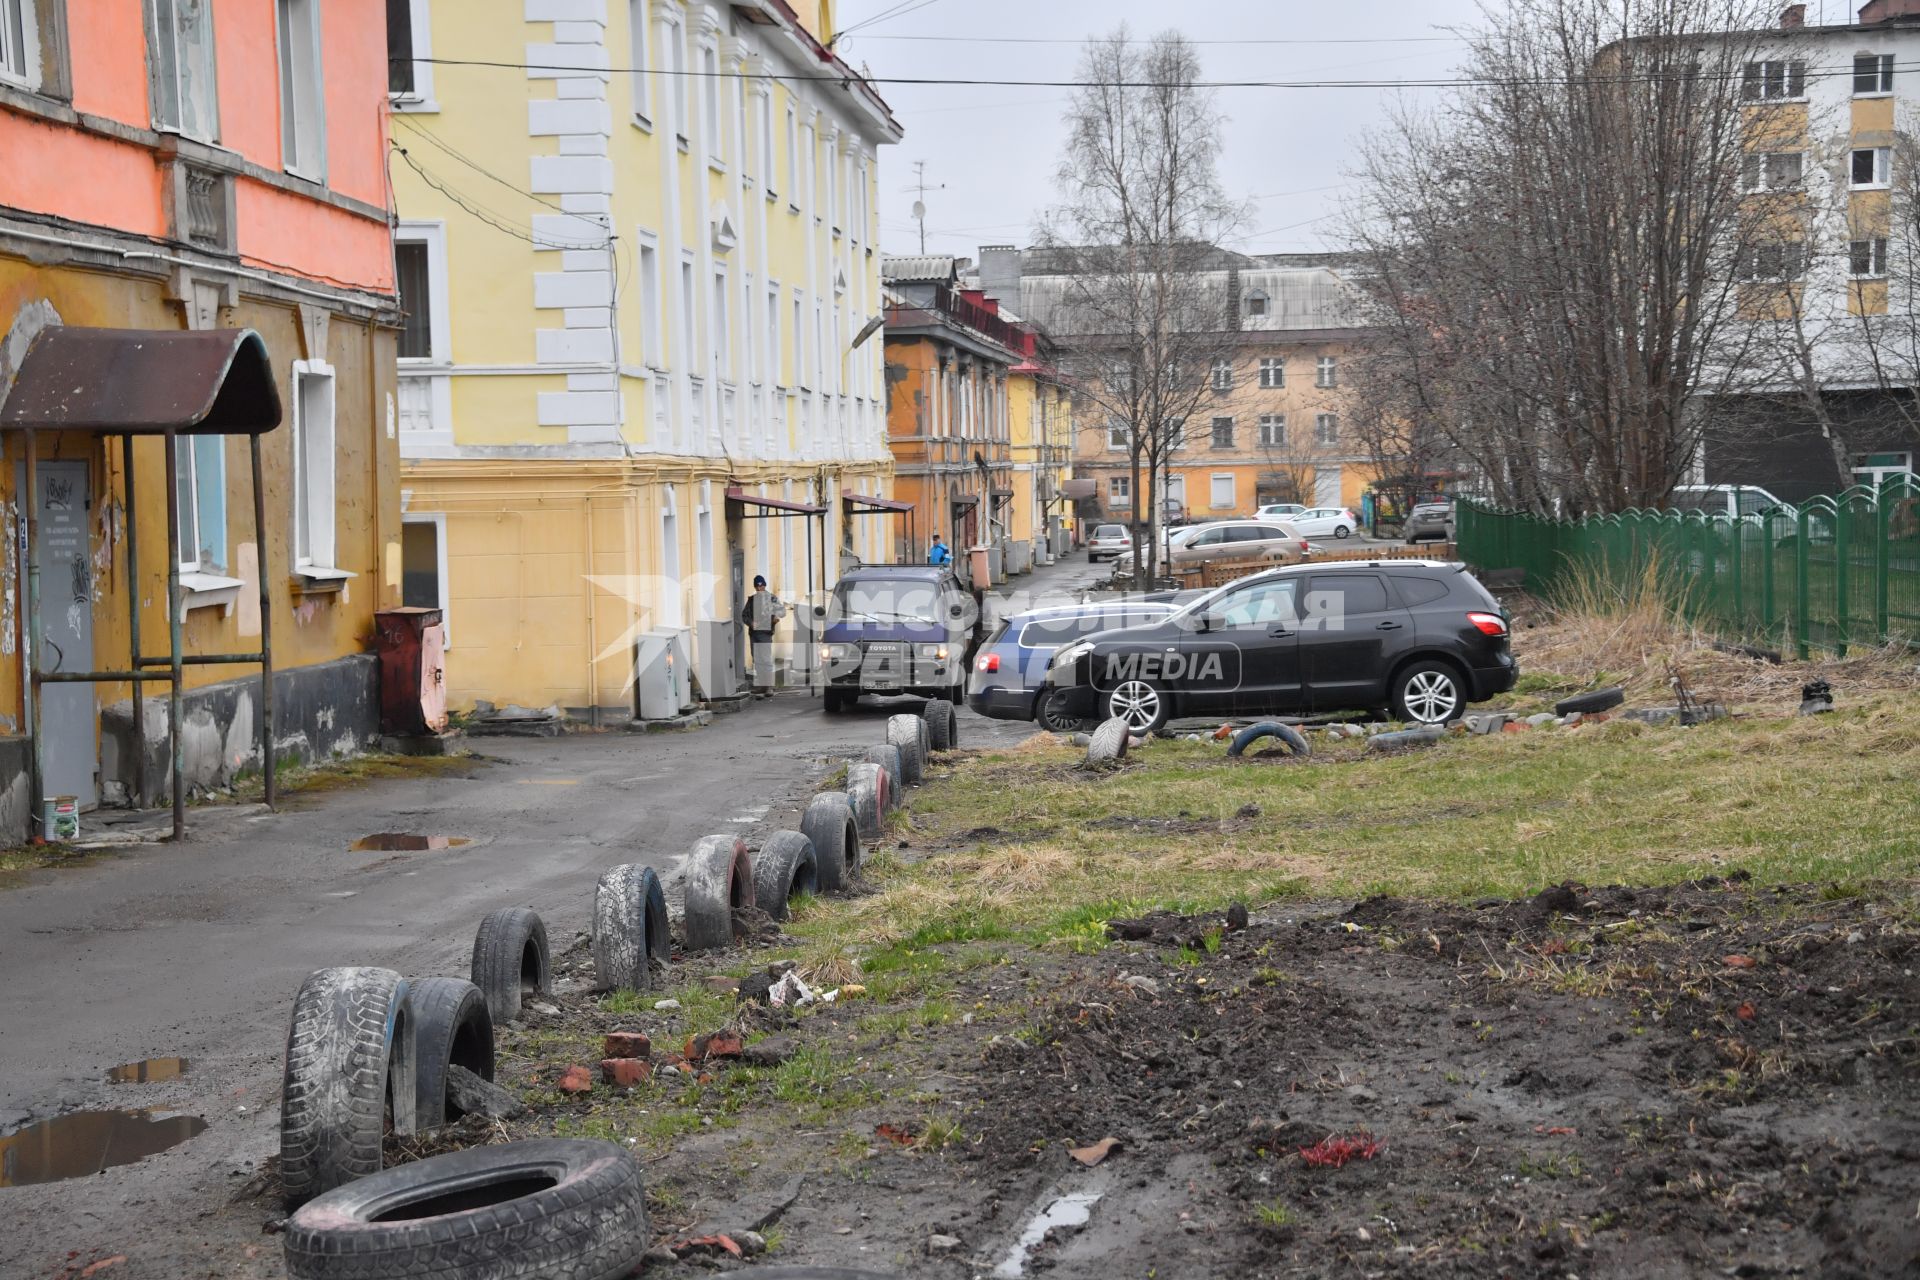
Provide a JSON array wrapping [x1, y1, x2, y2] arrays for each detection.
[[740, 575, 787, 698]]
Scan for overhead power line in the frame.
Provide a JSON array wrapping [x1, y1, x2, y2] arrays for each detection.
[[839, 33, 1467, 46]]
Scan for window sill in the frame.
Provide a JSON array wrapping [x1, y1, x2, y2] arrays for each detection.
[[708, 157, 727, 173], [1850, 183, 1891, 192], [391, 96, 441, 114], [632, 114, 653, 133], [292, 566, 354, 596], [1854, 91, 1893, 100], [180, 572, 244, 614]]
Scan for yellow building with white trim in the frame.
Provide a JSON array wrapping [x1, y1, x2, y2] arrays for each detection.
[[387, 0, 900, 717]]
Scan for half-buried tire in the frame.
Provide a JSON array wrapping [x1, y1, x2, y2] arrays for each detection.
[[470, 907, 551, 1025], [800, 792, 858, 892], [593, 865, 669, 992], [408, 976, 495, 1130], [846, 773, 883, 847], [282, 1138, 647, 1280], [682, 835, 754, 951], [753, 831, 819, 921], [1226, 721, 1312, 759], [923, 698, 956, 751], [280, 967, 416, 1211], [1555, 685, 1625, 716], [885, 714, 925, 785]]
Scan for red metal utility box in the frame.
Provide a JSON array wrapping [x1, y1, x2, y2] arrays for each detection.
[[375, 608, 448, 735]]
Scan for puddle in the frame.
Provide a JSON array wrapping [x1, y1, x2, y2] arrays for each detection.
[[350, 833, 471, 852], [992, 1189, 1103, 1279], [107, 1057, 188, 1084], [0, 1110, 208, 1186]]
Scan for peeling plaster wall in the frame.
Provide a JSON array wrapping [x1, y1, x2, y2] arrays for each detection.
[[99, 654, 378, 805]]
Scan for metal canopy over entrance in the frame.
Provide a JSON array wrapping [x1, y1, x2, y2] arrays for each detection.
[[724, 484, 827, 607], [841, 492, 915, 565], [0, 326, 284, 840]]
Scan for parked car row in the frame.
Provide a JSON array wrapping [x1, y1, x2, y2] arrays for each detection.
[[971, 560, 1517, 732]]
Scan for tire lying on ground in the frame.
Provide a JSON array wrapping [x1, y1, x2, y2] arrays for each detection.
[[800, 791, 859, 892], [1554, 685, 1626, 716], [471, 907, 552, 1025], [847, 760, 890, 815], [282, 1138, 647, 1280], [1083, 716, 1132, 767], [593, 865, 670, 992], [1226, 721, 1312, 759], [682, 835, 755, 951], [885, 714, 925, 785], [864, 743, 904, 797], [280, 967, 416, 1211], [923, 698, 956, 752], [753, 831, 820, 921], [408, 976, 495, 1130], [846, 771, 885, 847]]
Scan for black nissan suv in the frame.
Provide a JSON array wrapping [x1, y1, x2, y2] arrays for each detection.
[[1042, 561, 1517, 732]]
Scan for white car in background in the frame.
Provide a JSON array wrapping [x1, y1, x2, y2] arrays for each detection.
[[1291, 506, 1361, 539], [1085, 524, 1134, 562], [1255, 502, 1306, 522]]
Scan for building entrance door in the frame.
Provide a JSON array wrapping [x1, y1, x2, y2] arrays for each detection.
[[29, 459, 98, 808]]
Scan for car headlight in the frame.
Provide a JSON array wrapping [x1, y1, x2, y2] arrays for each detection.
[[918, 644, 949, 661], [1052, 641, 1094, 670], [818, 643, 845, 663]]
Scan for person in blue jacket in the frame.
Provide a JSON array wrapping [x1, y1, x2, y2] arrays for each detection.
[[927, 534, 952, 566]]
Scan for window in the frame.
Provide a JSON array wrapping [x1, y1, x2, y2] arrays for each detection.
[[1852, 147, 1891, 188], [1850, 236, 1889, 278], [1316, 356, 1337, 388], [1211, 359, 1233, 391], [1854, 52, 1894, 95], [276, 0, 325, 180], [387, 0, 432, 105], [1259, 357, 1284, 389], [1737, 241, 1806, 281], [393, 225, 448, 362], [1109, 475, 1130, 501], [791, 290, 803, 382], [667, 18, 688, 148], [1, 0, 37, 87], [1741, 151, 1802, 192], [637, 235, 661, 365], [1305, 574, 1390, 618], [1741, 59, 1805, 100], [1109, 364, 1134, 396], [627, 0, 651, 127], [1210, 473, 1235, 509], [1214, 578, 1297, 628], [758, 92, 775, 197], [1211, 416, 1234, 449], [784, 103, 798, 208], [700, 42, 721, 166], [1259, 413, 1286, 447], [150, 0, 221, 142], [680, 256, 696, 367], [292, 362, 338, 572], [1107, 422, 1128, 450], [174, 435, 226, 572], [711, 266, 729, 380], [766, 283, 780, 385], [1315, 413, 1339, 445], [401, 515, 449, 640], [1245, 290, 1268, 318]]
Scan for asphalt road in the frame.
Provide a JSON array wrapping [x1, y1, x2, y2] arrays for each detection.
[[0, 554, 1110, 1277]]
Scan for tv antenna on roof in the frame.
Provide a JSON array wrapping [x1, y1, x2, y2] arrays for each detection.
[[907, 160, 944, 254]]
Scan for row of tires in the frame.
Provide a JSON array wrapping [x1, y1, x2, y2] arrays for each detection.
[[274, 703, 953, 1277]]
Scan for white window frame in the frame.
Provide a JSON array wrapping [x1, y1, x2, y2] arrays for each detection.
[[174, 435, 224, 574], [666, 13, 688, 151], [767, 280, 781, 388], [637, 229, 662, 368], [149, 0, 221, 143], [1741, 59, 1806, 101], [291, 359, 343, 576], [1259, 413, 1285, 447], [759, 89, 776, 200], [1854, 51, 1894, 97], [1316, 356, 1337, 388], [394, 221, 450, 364], [680, 252, 698, 370], [1107, 423, 1128, 450], [1209, 472, 1235, 510], [1109, 474, 1130, 501], [1741, 150, 1803, 192], [785, 102, 799, 212], [627, 0, 651, 130], [700, 39, 723, 170], [388, 0, 435, 111], [1211, 359, 1233, 391], [1849, 236, 1890, 279], [1259, 357, 1284, 389], [0, 0, 41, 89], [1851, 146, 1891, 190], [1245, 290, 1268, 317], [1851, 450, 1913, 486], [275, 0, 327, 182], [1315, 412, 1339, 446], [401, 511, 451, 645], [711, 263, 730, 382], [1210, 416, 1234, 450]]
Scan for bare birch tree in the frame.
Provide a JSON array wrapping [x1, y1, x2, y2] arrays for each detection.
[[1343, 0, 1777, 516], [1034, 27, 1249, 584]]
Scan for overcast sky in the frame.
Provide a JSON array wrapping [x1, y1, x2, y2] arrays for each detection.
[[831, 0, 1487, 262]]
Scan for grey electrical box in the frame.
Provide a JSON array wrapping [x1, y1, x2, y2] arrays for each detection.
[[697, 618, 740, 700], [633, 632, 676, 721]]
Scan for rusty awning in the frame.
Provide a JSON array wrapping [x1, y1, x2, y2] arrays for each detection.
[[0, 327, 282, 435], [725, 485, 826, 515], [842, 493, 914, 513], [950, 494, 980, 508]]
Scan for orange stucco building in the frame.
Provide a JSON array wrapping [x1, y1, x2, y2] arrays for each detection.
[[1, 0, 402, 838]]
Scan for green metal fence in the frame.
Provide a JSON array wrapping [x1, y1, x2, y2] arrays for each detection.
[[1456, 477, 1920, 657]]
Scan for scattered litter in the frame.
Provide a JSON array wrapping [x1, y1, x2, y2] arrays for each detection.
[[1068, 1136, 1121, 1167], [1120, 974, 1160, 997], [1298, 1133, 1384, 1168], [672, 1234, 743, 1258], [875, 1123, 917, 1146], [1800, 678, 1834, 715], [769, 971, 816, 1007], [1723, 954, 1757, 969], [653, 999, 682, 1012], [993, 1190, 1102, 1279], [1532, 1125, 1578, 1137], [928, 1233, 963, 1254]]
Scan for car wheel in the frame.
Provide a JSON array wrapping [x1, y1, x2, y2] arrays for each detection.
[[1105, 679, 1170, 735], [1390, 661, 1464, 726], [1335, 525, 1351, 539], [1036, 687, 1086, 734], [823, 688, 850, 714]]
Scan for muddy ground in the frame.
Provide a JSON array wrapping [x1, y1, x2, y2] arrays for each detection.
[[202, 875, 1920, 1280]]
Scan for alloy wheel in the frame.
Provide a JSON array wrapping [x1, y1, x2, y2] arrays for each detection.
[[1402, 670, 1459, 724], [1108, 680, 1161, 732]]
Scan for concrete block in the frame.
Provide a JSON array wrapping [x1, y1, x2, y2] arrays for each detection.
[[523, 42, 609, 78], [528, 98, 611, 137], [533, 270, 613, 309], [537, 390, 621, 426], [529, 155, 614, 196], [536, 327, 614, 364]]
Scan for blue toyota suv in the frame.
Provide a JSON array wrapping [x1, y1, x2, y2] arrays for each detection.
[[818, 567, 976, 713]]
